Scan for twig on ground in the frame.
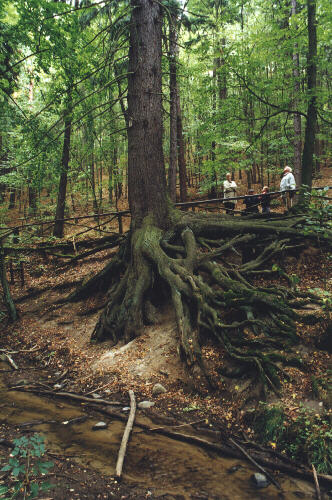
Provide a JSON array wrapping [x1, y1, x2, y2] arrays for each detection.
[[229, 437, 281, 491], [134, 418, 206, 434], [4, 353, 18, 370], [115, 390, 136, 479], [53, 368, 69, 383], [85, 382, 111, 396], [0, 345, 39, 354], [312, 464, 321, 500]]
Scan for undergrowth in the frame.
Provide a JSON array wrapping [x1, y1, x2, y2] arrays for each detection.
[[253, 402, 332, 474]]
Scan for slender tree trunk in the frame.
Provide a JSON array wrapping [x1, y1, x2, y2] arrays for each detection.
[[28, 185, 37, 215], [168, 12, 177, 202], [0, 134, 6, 202], [291, 0, 302, 187], [177, 88, 187, 202], [90, 150, 99, 214], [0, 243, 18, 322], [127, 0, 168, 229], [301, 0, 317, 189], [53, 98, 72, 238], [8, 188, 15, 209]]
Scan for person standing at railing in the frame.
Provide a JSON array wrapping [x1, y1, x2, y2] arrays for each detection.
[[223, 173, 237, 215], [243, 188, 260, 215], [260, 186, 271, 214], [280, 166, 296, 211]]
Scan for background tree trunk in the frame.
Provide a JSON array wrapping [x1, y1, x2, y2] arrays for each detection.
[[53, 97, 72, 238], [291, 0, 302, 187], [177, 87, 187, 202], [301, 0, 317, 189], [168, 12, 178, 202]]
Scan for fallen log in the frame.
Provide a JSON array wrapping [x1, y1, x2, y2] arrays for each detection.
[[8, 386, 122, 407], [115, 390, 136, 479], [312, 464, 322, 500]]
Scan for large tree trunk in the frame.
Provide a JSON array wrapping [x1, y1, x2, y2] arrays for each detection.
[[53, 98, 72, 238], [127, 0, 169, 229], [301, 0, 317, 189]]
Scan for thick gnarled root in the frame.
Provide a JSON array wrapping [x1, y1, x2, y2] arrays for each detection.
[[85, 212, 328, 392]]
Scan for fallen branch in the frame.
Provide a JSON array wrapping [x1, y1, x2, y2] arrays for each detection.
[[53, 368, 69, 383], [115, 390, 136, 479], [229, 437, 281, 491], [0, 345, 39, 354], [8, 386, 122, 407], [4, 353, 18, 370], [134, 418, 206, 434], [312, 464, 321, 500], [19, 419, 57, 427]]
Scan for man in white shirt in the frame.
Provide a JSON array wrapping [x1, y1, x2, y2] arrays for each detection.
[[280, 166, 296, 211], [223, 172, 237, 215]]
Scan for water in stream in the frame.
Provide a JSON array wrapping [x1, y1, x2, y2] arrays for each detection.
[[0, 369, 319, 499]]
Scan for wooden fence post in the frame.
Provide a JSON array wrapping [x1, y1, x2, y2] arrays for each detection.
[[118, 214, 123, 234]]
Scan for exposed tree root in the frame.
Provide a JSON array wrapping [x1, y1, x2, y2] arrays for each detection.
[[69, 211, 331, 392]]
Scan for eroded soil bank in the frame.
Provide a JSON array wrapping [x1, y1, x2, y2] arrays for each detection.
[[0, 361, 326, 500]]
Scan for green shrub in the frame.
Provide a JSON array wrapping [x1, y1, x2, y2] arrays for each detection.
[[254, 403, 332, 474]]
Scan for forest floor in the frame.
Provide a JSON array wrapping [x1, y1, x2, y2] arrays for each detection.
[[0, 168, 331, 498], [1, 235, 330, 429]]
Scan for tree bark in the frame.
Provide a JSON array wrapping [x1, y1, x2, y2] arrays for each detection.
[[177, 87, 187, 202], [0, 243, 18, 322], [291, 0, 302, 187], [28, 185, 37, 215], [301, 0, 317, 189], [8, 188, 15, 209], [53, 98, 72, 238], [168, 11, 178, 202], [127, 0, 169, 229]]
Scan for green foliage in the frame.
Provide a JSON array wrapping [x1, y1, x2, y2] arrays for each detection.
[[183, 403, 201, 412], [302, 188, 332, 236], [308, 288, 332, 313], [254, 403, 332, 474], [311, 372, 330, 401], [0, 434, 54, 499]]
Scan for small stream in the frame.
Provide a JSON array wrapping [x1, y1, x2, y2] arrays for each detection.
[[0, 367, 319, 499]]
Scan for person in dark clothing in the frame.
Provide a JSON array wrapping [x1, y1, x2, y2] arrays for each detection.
[[260, 186, 271, 214], [243, 189, 260, 215]]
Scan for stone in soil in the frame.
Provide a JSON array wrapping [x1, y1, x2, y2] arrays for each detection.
[[227, 465, 242, 474], [152, 383, 167, 396], [250, 473, 270, 488], [91, 393, 102, 399], [92, 422, 108, 430], [138, 401, 155, 409]]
